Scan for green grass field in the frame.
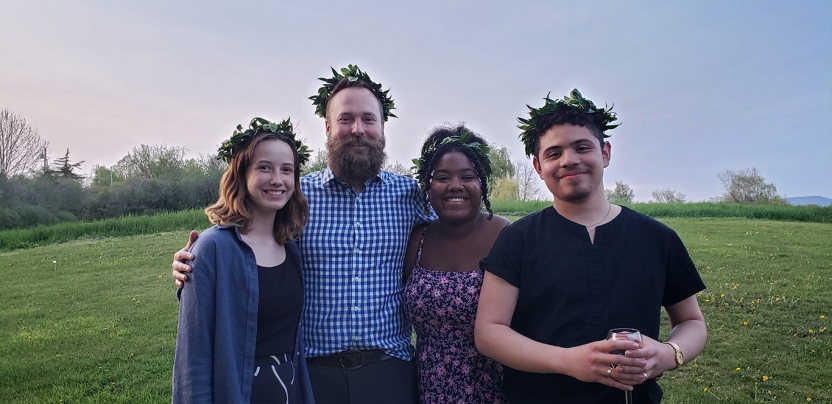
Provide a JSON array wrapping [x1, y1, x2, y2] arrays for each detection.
[[1, 216, 830, 403]]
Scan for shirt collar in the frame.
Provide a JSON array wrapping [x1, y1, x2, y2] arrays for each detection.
[[321, 167, 388, 187]]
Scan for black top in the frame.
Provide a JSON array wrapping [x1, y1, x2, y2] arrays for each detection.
[[255, 252, 303, 358], [481, 206, 706, 403]]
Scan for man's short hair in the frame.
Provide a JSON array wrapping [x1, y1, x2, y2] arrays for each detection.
[[517, 89, 618, 158]]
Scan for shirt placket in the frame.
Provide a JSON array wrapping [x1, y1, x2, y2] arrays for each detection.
[[349, 190, 364, 348]]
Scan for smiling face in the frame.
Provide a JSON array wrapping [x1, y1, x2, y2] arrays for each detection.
[[245, 139, 296, 219], [428, 151, 482, 224], [532, 123, 610, 204], [325, 87, 387, 183]]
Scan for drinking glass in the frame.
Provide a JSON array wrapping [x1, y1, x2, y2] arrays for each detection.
[[607, 328, 643, 404]]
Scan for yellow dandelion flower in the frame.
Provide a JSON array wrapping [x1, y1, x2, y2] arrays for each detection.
[[704, 387, 708, 392], [821, 315, 826, 319], [721, 294, 725, 297], [743, 321, 748, 326], [762, 375, 769, 381], [809, 329, 814, 334], [776, 297, 780, 301], [736, 367, 741, 371], [807, 398, 812, 402]]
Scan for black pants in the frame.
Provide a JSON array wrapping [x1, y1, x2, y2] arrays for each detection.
[[307, 357, 418, 404]]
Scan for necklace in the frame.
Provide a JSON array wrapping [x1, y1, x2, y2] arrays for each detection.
[[588, 203, 612, 228]]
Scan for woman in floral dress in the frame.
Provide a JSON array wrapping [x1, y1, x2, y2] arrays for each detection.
[[403, 124, 510, 403]]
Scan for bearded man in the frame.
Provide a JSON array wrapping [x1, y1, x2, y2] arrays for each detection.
[[173, 66, 433, 404]]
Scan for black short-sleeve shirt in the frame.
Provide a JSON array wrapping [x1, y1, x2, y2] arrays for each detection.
[[481, 206, 705, 403]]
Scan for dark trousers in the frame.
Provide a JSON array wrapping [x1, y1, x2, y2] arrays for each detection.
[[307, 356, 418, 404]]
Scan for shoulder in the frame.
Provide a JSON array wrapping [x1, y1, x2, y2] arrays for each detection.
[[408, 223, 429, 242], [482, 213, 511, 237], [487, 213, 512, 229], [379, 171, 419, 189], [506, 208, 549, 231], [190, 226, 240, 255], [620, 206, 676, 235], [300, 170, 323, 188], [407, 223, 428, 254]]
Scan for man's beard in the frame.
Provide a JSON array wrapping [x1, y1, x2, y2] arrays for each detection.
[[327, 134, 387, 184]]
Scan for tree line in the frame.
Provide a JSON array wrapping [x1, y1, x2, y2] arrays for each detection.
[[0, 109, 789, 230]]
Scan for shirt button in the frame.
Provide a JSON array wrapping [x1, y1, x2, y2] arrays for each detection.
[[355, 221, 361, 227], [353, 336, 360, 341], [354, 248, 360, 253], [352, 306, 359, 312], [353, 277, 360, 282]]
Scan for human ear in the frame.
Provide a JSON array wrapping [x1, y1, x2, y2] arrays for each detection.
[[532, 156, 543, 179], [602, 141, 611, 168]]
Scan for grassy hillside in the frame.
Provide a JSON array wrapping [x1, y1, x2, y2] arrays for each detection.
[[2, 202, 830, 252], [0, 217, 830, 402]]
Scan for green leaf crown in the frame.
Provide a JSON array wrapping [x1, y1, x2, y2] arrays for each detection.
[[411, 131, 493, 193], [217, 117, 311, 166], [517, 89, 619, 157], [309, 64, 397, 121]]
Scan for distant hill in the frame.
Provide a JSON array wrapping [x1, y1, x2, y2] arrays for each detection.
[[786, 196, 832, 207]]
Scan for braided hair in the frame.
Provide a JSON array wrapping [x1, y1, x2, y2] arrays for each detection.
[[416, 124, 494, 219]]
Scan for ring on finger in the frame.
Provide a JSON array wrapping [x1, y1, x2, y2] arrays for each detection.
[[643, 372, 648, 379], [607, 366, 613, 378]]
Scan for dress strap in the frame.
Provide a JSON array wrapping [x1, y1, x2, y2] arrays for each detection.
[[414, 226, 428, 267]]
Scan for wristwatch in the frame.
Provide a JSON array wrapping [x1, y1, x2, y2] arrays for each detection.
[[664, 341, 684, 369]]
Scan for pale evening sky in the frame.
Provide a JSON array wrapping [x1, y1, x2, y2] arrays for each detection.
[[1, 0, 830, 201]]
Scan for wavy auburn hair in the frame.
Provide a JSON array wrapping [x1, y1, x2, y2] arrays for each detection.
[[205, 132, 308, 243]]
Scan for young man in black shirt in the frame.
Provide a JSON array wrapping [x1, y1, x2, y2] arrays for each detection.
[[475, 89, 707, 403]]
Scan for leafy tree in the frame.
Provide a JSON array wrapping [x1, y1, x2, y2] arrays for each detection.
[[47, 149, 84, 181], [488, 145, 515, 179], [196, 153, 227, 177], [90, 164, 125, 187], [652, 188, 686, 203], [605, 180, 634, 204], [491, 176, 519, 200], [718, 168, 784, 204], [114, 144, 188, 180], [301, 150, 328, 176], [515, 160, 544, 201], [384, 161, 412, 177], [0, 109, 50, 179]]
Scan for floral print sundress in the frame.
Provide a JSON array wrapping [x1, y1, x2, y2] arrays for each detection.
[[403, 227, 507, 404]]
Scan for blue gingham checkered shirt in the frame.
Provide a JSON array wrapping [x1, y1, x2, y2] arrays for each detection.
[[298, 168, 435, 360]]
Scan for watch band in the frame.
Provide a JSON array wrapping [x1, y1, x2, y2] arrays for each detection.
[[664, 341, 684, 369]]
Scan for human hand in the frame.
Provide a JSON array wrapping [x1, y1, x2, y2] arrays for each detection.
[[562, 339, 646, 391], [172, 230, 198, 288], [614, 335, 670, 383]]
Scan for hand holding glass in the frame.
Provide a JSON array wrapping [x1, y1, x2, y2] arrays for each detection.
[[607, 328, 643, 404]]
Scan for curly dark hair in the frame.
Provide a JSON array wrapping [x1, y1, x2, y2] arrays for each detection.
[[518, 89, 618, 158], [416, 124, 494, 219], [530, 110, 605, 157]]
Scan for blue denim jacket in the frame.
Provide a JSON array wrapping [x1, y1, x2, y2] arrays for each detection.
[[172, 225, 314, 403]]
